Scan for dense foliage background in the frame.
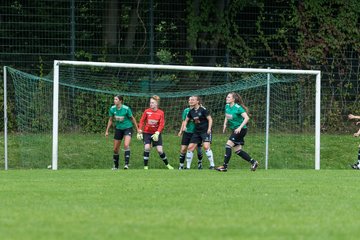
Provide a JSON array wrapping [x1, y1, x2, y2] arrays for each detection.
[[0, 0, 359, 133]]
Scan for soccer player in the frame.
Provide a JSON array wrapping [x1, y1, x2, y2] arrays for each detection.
[[216, 92, 258, 172], [137, 95, 174, 170], [105, 95, 139, 170], [177, 97, 203, 170], [348, 114, 360, 169], [181, 96, 215, 169]]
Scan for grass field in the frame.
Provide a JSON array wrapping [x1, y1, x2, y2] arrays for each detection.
[[1, 133, 360, 239], [1, 133, 359, 170], [1, 169, 360, 240]]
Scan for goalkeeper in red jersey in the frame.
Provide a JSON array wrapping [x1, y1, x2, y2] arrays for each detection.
[[137, 95, 174, 170], [105, 95, 139, 170], [348, 114, 360, 169]]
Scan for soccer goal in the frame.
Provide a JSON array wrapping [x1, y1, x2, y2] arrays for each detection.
[[3, 61, 321, 170]]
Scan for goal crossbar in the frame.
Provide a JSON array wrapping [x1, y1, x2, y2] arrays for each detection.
[[53, 60, 321, 170], [55, 60, 320, 75]]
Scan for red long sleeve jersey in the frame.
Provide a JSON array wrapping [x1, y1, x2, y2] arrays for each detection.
[[139, 108, 165, 134]]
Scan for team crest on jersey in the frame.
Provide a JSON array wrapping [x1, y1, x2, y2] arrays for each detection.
[[115, 116, 124, 122], [226, 113, 233, 119], [194, 117, 200, 124], [148, 119, 158, 125]]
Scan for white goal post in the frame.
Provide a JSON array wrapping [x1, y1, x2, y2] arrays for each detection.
[[3, 66, 8, 170], [47, 60, 321, 170]]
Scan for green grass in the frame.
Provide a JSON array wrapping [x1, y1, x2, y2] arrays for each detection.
[[1, 133, 359, 239], [1, 133, 359, 169], [1, 169, 360, 240]]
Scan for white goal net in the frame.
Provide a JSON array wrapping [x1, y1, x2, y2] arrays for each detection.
[[3, 61, 321, 170]]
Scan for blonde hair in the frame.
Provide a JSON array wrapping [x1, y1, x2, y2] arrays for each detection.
[[191, 95, 202, 105], [151, 95, 160, 105]]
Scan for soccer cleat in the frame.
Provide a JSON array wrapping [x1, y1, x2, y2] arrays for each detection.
[[124, 165, 129, 170], [251, 160, 259, 171], [197, 161, 203, 170], [351, 163, 360, 170], [144, 166, 149, 170], [216, 165, 228, 172], [111, 167, 119, 170], [209, 166, 215, 170], [167, 164, 174, 170], [179, 165, 184, 170]]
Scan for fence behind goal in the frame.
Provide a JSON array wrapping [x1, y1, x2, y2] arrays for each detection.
[[3, 62, 321, 170]]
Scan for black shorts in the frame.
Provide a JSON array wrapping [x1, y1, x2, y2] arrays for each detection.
[[228, 128, 247, 146], [181, 132, 193, 146], [190, 132, 212, 144], [143, 133, 163, 146], [114, 128, 133, 140], [182, 132, 203, 147]]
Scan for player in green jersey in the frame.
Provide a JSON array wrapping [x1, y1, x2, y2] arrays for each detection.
[[105, 95, 139, 170], [348, 113, 360, 169], [177, 97, 203, 170], [216, 92, 258, 172]]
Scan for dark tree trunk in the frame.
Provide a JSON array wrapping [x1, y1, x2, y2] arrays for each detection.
[[103, 0, 118, 48]]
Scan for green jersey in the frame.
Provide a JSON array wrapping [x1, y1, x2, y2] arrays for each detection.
[[109, 104, 133, 130], [182, 107, 196, 133], [225, 103, 247, 130]]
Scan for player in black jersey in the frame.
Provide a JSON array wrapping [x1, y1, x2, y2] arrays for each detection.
[[180, 96, 215, 169]]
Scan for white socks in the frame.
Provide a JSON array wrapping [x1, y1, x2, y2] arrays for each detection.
[[206, 149, 215, 167], [186, 149, 214, 168], [186, 151, 193, 168]]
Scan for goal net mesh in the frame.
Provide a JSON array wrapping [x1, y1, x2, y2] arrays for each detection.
[[5, 65, 316, 169]]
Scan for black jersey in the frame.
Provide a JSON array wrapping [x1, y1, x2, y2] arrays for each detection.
[[187, 106, 210, 133]]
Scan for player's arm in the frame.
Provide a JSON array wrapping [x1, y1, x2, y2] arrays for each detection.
[[156, 111, 165, 133], [178, 110, 187, 136], [207, 115, 213, 134], [127, 108, 139, 132], [235, 112, 249, 134], [183, 117, 190, 130], [136, 111, 147, 140], [179, 117, 190, 135], [138, 111, 147, 133], [349, 114, 360, 120], [223, 117, 227, 133], [151, 111, 165, 141], [105, 117, 113, 137], [131, 116, 139, 132], [354, 128, 360, 137], [178, 120, 186, 136]]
